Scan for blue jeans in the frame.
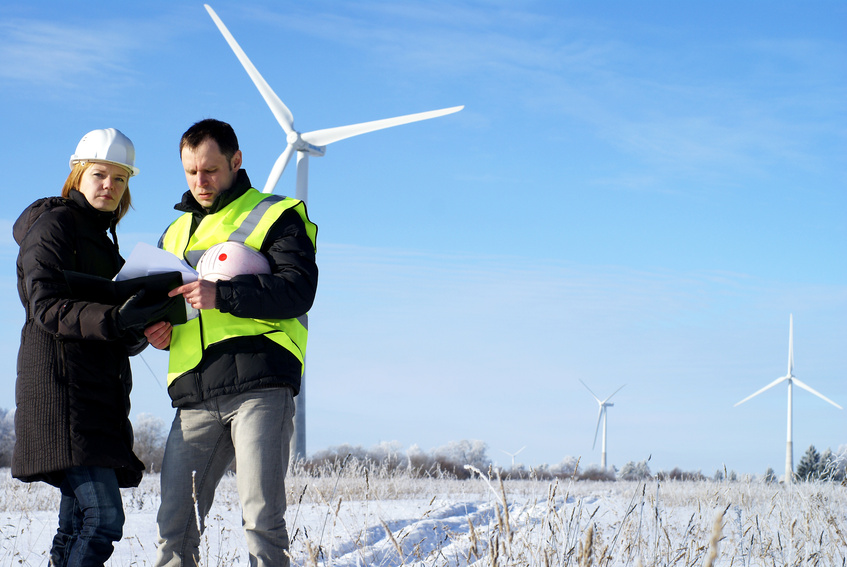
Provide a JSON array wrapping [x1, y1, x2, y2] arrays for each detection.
[[155, 387, 295, 567], [50, 466, 125, 567]]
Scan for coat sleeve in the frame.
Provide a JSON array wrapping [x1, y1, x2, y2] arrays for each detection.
[[20, 210, 121, 340], [215, 208, 318, 320]]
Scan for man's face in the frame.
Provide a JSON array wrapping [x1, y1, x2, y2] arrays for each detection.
[[181, 138, 242, 209]]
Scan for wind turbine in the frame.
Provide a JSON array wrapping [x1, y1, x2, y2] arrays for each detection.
[[204, 5, 463, 460], [734, 314, 842, 483], [500, 446, 526, 470], [580, 380, 625, 470]]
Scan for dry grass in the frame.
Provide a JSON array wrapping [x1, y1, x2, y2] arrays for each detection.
[[2, 466, 846, 566], [282, 464, 847, 566]]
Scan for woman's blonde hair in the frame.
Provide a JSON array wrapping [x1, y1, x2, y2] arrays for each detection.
[[61, 162, 132, 222]]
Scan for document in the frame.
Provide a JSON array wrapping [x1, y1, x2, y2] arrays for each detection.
[[116, 242, 198, 283]]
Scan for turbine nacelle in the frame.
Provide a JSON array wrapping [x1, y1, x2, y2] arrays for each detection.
[[287, 131, 326, 157]]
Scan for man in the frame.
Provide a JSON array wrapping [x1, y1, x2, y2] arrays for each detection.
[[145, 118, 318, 567]]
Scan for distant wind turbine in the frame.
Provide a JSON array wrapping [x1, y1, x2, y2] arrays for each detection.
[[500, 446, 526, 469], [580, 380, 625, 470], [734, 314, 842, 482], [204, 5, 463, 460]]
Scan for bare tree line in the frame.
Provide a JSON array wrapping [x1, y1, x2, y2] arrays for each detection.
[[1, 408, 844, 482]]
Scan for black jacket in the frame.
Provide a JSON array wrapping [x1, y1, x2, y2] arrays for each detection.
[[164, 169, 318, 407], [12, 190, 146, 487]]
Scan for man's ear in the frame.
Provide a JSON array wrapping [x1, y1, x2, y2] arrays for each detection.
[[231, 150, 243, 172]]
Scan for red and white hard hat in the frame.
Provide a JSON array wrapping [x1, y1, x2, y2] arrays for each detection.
[[197, 241, 271, 282]]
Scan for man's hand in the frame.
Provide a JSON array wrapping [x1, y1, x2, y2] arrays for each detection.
[[169, 279, 217, 310], [145, 320, 173, 350]]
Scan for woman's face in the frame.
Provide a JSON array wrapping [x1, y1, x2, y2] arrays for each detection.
[[77, 162, 129, 212]]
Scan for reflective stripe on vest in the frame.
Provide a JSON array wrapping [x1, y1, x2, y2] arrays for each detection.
[[159, 188, 317, 386]]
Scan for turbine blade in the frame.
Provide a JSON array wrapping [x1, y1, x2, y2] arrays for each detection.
[[302, 105, 464, 147], [579, 379, 601, 403], [204, 5, 295, 134], [792, 378, 843, 410], [604, 384, 626, 403], [734, 375, 789, 406], [592, 407, 603, 450], [261, 144, 295, 194]]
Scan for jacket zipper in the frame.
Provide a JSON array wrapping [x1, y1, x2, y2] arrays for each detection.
[[56, 300, 71, 379], [196, 310, 205, 395], [57, 339, 67, 379]]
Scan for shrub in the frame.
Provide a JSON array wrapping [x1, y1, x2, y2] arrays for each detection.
[[578, 464, 616, 481], [0, 408, 15, 468], [763, 467, 777, 484], [619, 459, 652, 481], [657, 468, 706, 482], [132, 413, 167, 473], [796, 445, 821, 481]]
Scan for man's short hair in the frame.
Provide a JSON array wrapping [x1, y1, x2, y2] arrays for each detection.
[[180, 119, 240, 161]]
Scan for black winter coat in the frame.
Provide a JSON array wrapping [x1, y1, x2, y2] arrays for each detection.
[[12, 190, 146, 488], [163, 169, 318, 407]]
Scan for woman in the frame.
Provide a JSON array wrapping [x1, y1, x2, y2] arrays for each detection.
[[12, 128, 168, 566]]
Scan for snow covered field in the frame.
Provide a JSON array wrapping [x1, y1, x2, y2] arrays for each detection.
[[2, 467, 845, 566]]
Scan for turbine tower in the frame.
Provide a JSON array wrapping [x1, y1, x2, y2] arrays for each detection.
[[580, 380, 625, 470], [204, 5, 463, 460], [734, 314, 842, 482]]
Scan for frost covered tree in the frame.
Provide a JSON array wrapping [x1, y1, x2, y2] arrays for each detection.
[[305, 440, 495, 479], [311, 443, 369, 465], [406, 443, 436, 474], [550, 456, 580, 478], [833, 446, 847, 481], [0, 408, 15, 468], [580, 464, 616, 481], [819, 448, 834, 480], [132, 413, 167, 473], [367, 441, 404, 470], [763, 467, 777, 484], [795, 444, 821, 481], [816, 447, 846, 482], [433, 440, 490, 478], [619, 459, 652, 480]]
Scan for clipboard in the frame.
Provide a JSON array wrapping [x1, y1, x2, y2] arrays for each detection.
[[64, 270, 187, 325]]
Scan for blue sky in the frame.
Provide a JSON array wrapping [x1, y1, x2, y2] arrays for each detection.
[[1, 1, 845, 476]]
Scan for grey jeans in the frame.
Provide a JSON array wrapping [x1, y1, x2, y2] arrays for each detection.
[[154, 387, 295, 567]]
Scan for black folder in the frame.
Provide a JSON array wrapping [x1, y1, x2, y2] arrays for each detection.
[[64, 270, 187, 325]]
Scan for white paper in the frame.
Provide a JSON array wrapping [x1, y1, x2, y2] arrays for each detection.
[[116, 242, 198, 283], [116, 242, 200, 321]]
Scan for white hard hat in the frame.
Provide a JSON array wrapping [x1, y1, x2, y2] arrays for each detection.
[[69, 128, 139, 177], [197, 241, 271, 282]]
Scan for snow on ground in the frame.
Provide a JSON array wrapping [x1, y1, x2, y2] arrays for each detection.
[[2, 468, 846, 566]]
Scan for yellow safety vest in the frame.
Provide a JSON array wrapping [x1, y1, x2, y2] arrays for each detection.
[[159, 188, 317, 387]]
